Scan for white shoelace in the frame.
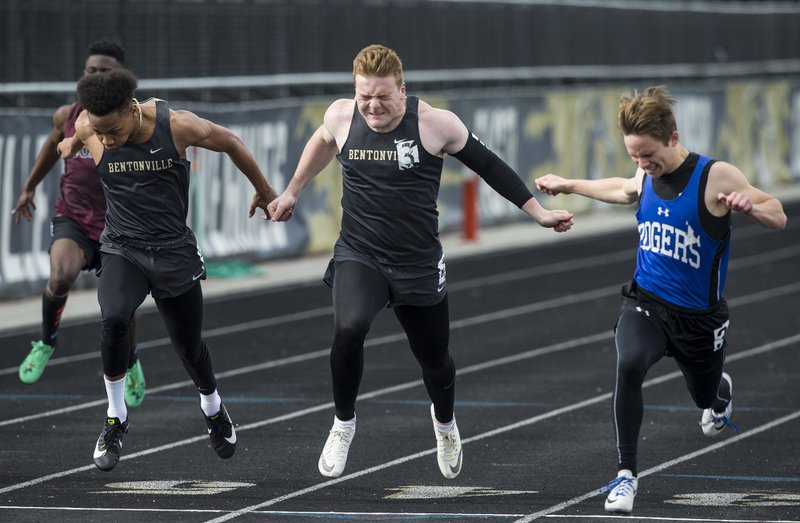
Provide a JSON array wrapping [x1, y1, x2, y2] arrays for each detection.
[[324, 427, 354, 458], [436, 430, 460, 460]]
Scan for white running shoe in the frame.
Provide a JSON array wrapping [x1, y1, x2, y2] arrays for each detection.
[[431, 404, 463, 479], [603, 469, 638, 514], [318, 418, 355, 478], [700, 372, 739, 436]]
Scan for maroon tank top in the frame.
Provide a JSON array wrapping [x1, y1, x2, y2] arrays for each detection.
[[55, 103, 107, 241]]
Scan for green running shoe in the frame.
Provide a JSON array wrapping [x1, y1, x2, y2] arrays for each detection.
[[124, 359, 146, 408], [19, 340, 55, 384]]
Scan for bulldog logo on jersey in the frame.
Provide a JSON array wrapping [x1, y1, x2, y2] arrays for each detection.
[[394, 139, 419, 170]]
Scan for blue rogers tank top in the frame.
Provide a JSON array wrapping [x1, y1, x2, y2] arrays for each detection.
[[634, 154, 731, 310]]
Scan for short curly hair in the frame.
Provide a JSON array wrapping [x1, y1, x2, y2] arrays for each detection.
[[352, 44, 404, 88], [87, 37, 126, 64], [76, 68, 137, 116]]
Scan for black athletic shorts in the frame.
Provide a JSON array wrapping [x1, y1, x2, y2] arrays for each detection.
[[324, 241, 447, 307], [99, 230, 206, 299], [50, 215, 102, 272], [619, 280, 730, 369]]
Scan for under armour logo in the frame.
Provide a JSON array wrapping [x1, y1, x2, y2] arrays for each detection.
[[657, 207, 670, 217], [636, 306, 650, 317]]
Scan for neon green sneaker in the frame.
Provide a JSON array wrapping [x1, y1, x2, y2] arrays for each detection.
[[19, 340, 55, 384], [124, 359, 146, 408]]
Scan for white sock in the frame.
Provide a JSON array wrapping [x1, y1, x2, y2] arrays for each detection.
[[105, 376, 127, 422], [333, 414, 356, 430], [200, 389, 222, 416], [433, 413, 455, 433]]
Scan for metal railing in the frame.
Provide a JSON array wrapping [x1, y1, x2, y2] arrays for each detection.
[[3, 59, 800, 109]]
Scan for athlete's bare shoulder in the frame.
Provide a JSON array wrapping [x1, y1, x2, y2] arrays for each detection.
[[166, 108, 213, 154], [169, 108, 201, 128], [417, 99, 468, 156], [325, 99, 355, 127], [53, 103, 74, 132], [322, 98, 356, 148]]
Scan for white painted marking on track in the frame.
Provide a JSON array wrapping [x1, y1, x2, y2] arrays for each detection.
[[93, 480, 256, 495], [0, 506, 225, 515], [2, 259, 798, 519], [666, 492, 800, 507], [0, 506, 524, 519], [1, 323, 798, 504], [5, 504, 797, 521], [513, 407, 800, 522], [385, 485, 538, 499], [544, 514, 800, 522], [201, 334, 800, 522]]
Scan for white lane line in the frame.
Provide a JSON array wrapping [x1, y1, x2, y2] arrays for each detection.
[[3, 238, 796, 377], [6, 276, 799, 429], [0, 329, 612, 495], [0, 285, 620, 427], [201, 333, 800, 523], [0, 464, 97, 496], [0, 330, 664, 496], [10, 505, 796, 521], [0, 506, 523, 519], [1, 330, 796, 510], [0, 281, 796, 496], [0, 306, 334, 375], [515, 408, 800, 523], [0, 506, 224, 515], [544, 514, 800, 522], [0, 288, 795, 494]]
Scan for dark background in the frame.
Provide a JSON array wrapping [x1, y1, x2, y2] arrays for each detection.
[[5, 0, 798, 83]]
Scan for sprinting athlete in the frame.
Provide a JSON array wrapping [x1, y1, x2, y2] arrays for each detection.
[[13, 38, 146, 407], [269, 44, 573, 481], [536, 85, 786, 515], [58, 68, 278, 471]]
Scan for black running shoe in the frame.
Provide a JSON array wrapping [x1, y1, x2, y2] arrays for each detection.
[[93, 417, 129, 471], [205, 403, 236, 459]]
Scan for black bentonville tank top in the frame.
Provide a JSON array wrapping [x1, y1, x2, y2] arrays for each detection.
[[337, 96, 444, 264], [97, 99, 192, 245]]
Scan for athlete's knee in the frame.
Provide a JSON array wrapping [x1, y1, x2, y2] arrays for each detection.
[[46, 271, 78, 297], [422, 354, 455, 387], [616, 355, 647, 385], [101, 312, 132, 345], [100, 314, 132, 375], [332, 319, 370, 350], [330, 329, 366, 377], [48, 245, 85, 293]]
